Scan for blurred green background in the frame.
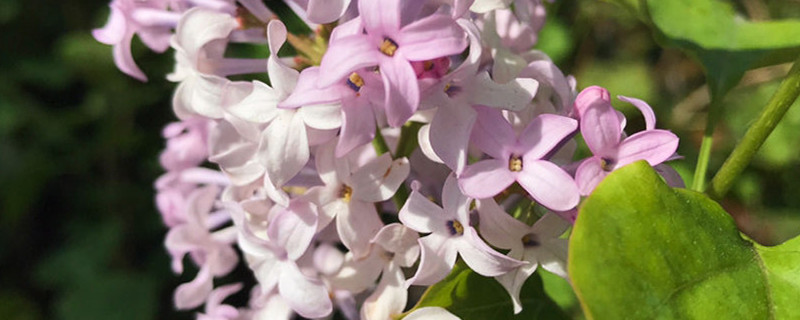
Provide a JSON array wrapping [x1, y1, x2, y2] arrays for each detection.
[[1, 0, 800, 319]]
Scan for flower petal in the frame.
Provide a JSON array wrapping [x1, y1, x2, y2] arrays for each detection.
[[396, 14, 467, 61], [470, 106, 515, 159], [337, 200, 384, 258], [267, 200, 318, 261], [174, 264, 213, 310], [407, 233, 458, 286], [517, 160, 579, 211], [359, 0, 400, 35], [306, 0, 351, 24], [472, 72, 538, 112], [351, 154, 410, 203], [615, 130, 679, 168], [337, 98, 376, 157], [381, 57, 420, 127], [259, 111, 310, 187], [458, 228, 524, 277], [404, 307, 461, 320], [278, 262, 333, 318], [319, 35, 381, 87], [574, 157, 607, 196], [476, 198, 529, 250], [399, 189, 448, 234], [429, 102, 476, 175], [618, 95, 657, 131], [458, 159, 515, 199], [361, 263, 408, 320], [518, 114, 577, 160]]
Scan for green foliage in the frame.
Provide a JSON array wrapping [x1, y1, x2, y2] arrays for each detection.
[[608, 0, 800, 98], [405, 261, 568, 320], [570, 161, 800, 319]]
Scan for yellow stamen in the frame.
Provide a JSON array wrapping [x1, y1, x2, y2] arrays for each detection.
[[509, 156, 523, 172], [348, 72, 364, 88], [340, 185, 353, 203], [380, 38, 398, 56]]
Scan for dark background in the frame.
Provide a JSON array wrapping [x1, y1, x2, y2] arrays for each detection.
[[2, 1, 800, 319]]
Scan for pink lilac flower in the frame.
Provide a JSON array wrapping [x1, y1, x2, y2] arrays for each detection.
[[318, 0, 468, 127], [196, 283, 242, 320], [279, 65, 384, 157], [573, 86, 679, 195], [93, 0, 176, 81], [478, 199, 569, 313], [458, 107, 579, 211], [307, 139, 410, 258], [400, 175, 524, 286], [405, 307, 461, 320], [419, 20, 538, 175]]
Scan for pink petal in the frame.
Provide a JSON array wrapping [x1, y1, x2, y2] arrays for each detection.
[[259, 111, 310, 187], [174, 264, 213, 309], [655, 163, 685, 188], [329, 251, 385, 293], [518, 114, 577, 160], [472, 73, 538, 111], [313, 242, 345, 275], [361, 263, 408, 320], [457, 228, 524, 277], [399, 190, 448, 234], [476, 199, 529, 250], [314, 139, 349, 187], [441, 174, 472, 224], [351, 154, 410, 203], [225, 81, 279, 123], [358, 0, 401, 36], [278, 262, 333, 318], [337, 200, 384, 258], [396, 14, 467, 61], [429, 102, 476, 175], [372, 223, 420, 267], [458, 159, 515, 199], [112, 32, 147, 81], [380, 57, 420, 127], [615, 130, 679, 169], [573, 85, 610, 118], [306, 0, 350, 23], [279, 67, 347, 108], [517, 160, 579, 211], [470, 106, 515, 159], [618, 95, 657, 131], [319, 35, 381, 87], [407, 234, 458, 286], [337, 98, 377, 157], [93, 5, 126, 45], [267, 21, 299, 96], [579, 94, 621, 158], [495, 247, 537, 314], [267, 200, 318, 261]]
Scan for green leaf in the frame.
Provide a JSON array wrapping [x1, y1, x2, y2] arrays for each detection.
[[569, 161, 800, 319], [607, 0, 800, 98], [406, 261, 568, 320]]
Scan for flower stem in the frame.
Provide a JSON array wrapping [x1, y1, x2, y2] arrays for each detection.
[[708, 56, 800, 199], [691, 94, 723, 192]]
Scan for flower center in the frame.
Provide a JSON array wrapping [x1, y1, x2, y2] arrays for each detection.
[[346, 72, 364, 94], [339, 185, 353, 203], [446, 220, 464, 236], [600, 157, 616, 171], [380, 37, 398, 56], [509, 155, 523, 172], [522, 233, 540, 247]]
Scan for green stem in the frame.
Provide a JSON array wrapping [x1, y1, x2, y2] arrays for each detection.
[[708, 56, 800, 199], [394, 122, 423, 158], [691, 93, 724, 192], [372, 126, 393, 158]]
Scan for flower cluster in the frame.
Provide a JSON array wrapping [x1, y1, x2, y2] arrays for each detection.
[[95, 0, 681, 319]]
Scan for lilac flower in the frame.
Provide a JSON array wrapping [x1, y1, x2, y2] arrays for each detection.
[[400, 175, 524, 286], [197, 283, 242, 320], [280, 65, 384, 157], [319, 0, 468, 127], [93, 0, 177, 81], [478, 199, 569, 313], [236, 196, 333, 318], [405, 307, 461, 320], [458, 107, 579, 211], [419, 20, 538, 175], [573, 86, 679, 195], [167, 185, 239, 309], [308, 139, 410, 258]]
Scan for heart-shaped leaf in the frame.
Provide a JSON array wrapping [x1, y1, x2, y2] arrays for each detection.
[[569, 161, 800, 319]]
